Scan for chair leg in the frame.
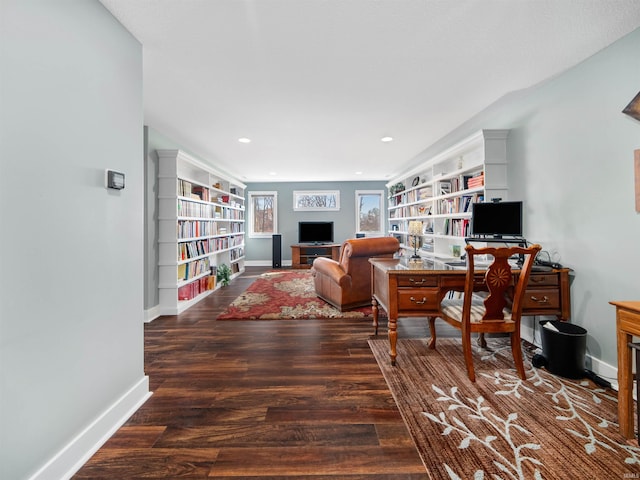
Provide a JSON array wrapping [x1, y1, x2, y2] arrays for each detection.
[[510, 332, 526, 380], [427, 316, 437, 349], [461, 330, 476, 382]]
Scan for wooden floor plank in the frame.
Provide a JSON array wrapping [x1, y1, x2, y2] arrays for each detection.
[[208, 446, 427, 476], [73, 266, 437, 479]]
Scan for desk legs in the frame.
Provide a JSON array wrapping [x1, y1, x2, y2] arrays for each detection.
[[427, 317, 437, 349], [370, 296, 397, 365], [618, 328, 635, 439], [372, 297, 379, 335], [388, 314, 397, 366]]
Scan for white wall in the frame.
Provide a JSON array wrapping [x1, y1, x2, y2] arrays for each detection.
[[0, 1, 148, 479], [405, 27, 640, 378]]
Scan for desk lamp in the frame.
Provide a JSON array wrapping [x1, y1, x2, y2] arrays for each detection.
[[407, 220, 423, 259]]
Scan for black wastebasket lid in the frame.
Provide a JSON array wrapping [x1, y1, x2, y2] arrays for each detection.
[[540, 320, 587, 336]]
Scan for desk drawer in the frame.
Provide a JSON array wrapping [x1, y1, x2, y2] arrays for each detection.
[[523, 288, 560, 310], [528, 273, 559, 286], [397, 276, 438, 287], [398, 288, 440, 311], [619, 310, 640, 334]]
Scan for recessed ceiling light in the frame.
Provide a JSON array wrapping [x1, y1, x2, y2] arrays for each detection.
[[269, 171, 277, 176], [238, 137, 251, 143], [355, 171, 363, 175], [381, 136, 393, 143]]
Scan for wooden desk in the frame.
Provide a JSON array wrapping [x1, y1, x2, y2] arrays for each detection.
[[611, 300, 640, 439], [370, 257, 572, 365]]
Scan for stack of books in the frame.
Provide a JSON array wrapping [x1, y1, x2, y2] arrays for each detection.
[[467, 172, 484, 188]]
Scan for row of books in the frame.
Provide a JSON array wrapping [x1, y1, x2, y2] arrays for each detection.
[[178, 275, 215, 301], [178, 179, 195, 198], [467, 172, 484, 188], [228, 222, 243, 233], [404, 186, 433, 203], [178, 199, 246, 220], [178, 180, 213, 201], [390, 204, 433, 218], [178, 239, 216, 261], [230, 247, 245, 261], [179, 184, 244, 209], [177, 257, 210, 281], [439, 194, 482, 214], [226, 208, 244, 220], [443, 218, 471, 237], [179, 179, 247, 205], [178, 199, 217, 218], [212, 235, 244, 251], [178, 220, 219, 238]]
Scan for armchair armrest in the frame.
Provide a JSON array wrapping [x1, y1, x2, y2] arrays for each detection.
[[311, 257, 352, 288]]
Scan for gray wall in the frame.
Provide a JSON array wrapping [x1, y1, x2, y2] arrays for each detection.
[[245, 181, 387, 263], [0, 1, 147, 479], [404, 27, 640, 375]]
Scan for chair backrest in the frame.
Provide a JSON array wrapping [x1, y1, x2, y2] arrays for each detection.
[[464, 244, 542, 321], [339, 237, 400, 276]]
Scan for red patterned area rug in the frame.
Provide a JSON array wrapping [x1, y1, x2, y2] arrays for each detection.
[[369, 336, 640, 480], [217, 269, 380, 320]]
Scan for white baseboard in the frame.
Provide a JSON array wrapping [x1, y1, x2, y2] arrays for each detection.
[[245, 260, 292, 267], [144, 304, 162, 323], [28, 376, 152, 480]]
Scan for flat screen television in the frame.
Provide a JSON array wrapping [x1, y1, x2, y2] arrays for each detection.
[[298, 221, 334, 244], [470, 201, 523, 238]]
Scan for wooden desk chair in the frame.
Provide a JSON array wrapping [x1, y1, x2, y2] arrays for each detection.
[[430, 243, 541, 382]]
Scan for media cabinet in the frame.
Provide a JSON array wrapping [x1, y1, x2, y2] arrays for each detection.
[[291, 243, 341, 269]]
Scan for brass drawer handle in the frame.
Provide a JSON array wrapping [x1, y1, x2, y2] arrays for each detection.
[[410, 296, 427, 305], [530, 295, 549, 304], [530, 277, 545, 283], [409, 278, 426, 285]]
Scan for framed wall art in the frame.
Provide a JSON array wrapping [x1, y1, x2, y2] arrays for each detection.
[[293, 190, 340, 211]]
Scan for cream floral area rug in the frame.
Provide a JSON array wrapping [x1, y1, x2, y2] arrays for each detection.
[[369, 337, 640, 479]]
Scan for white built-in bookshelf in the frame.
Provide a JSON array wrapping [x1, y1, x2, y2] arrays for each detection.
[[157, 149, 246, 314], [386, 129, 509, 261]]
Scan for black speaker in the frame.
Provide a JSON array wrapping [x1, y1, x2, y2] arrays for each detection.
[[272, 234, 282, 268]]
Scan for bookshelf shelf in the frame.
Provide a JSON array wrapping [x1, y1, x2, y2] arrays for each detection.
[[387, 130, 509, 261], [158, 149, 246, 315]]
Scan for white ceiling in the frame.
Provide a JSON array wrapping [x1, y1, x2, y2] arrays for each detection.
[[99, 0, 640, 183]]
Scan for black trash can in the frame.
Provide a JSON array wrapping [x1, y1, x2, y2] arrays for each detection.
[[537, 320, 587, 379]]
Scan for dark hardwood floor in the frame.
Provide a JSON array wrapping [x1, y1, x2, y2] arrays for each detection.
[[74, 267, 446, 479]]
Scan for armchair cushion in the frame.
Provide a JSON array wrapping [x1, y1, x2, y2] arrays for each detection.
[[311, 237, 399, 311]]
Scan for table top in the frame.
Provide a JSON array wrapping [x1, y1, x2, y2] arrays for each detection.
[[369, 256, 571, 274], [369, 257, 471, 273], [610, 301, 640, 312]]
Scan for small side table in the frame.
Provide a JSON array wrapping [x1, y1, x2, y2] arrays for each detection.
[[611, 300, 640, 439]]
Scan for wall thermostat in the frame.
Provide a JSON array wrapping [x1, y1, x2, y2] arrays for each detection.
[[106, 170, 125, 190]]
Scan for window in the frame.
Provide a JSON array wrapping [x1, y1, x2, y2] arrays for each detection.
[[355, 190, 383, 236], [248, 191, 277, 238]]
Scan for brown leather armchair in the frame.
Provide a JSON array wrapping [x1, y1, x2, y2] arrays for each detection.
[[311, 237, 400, 311]]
